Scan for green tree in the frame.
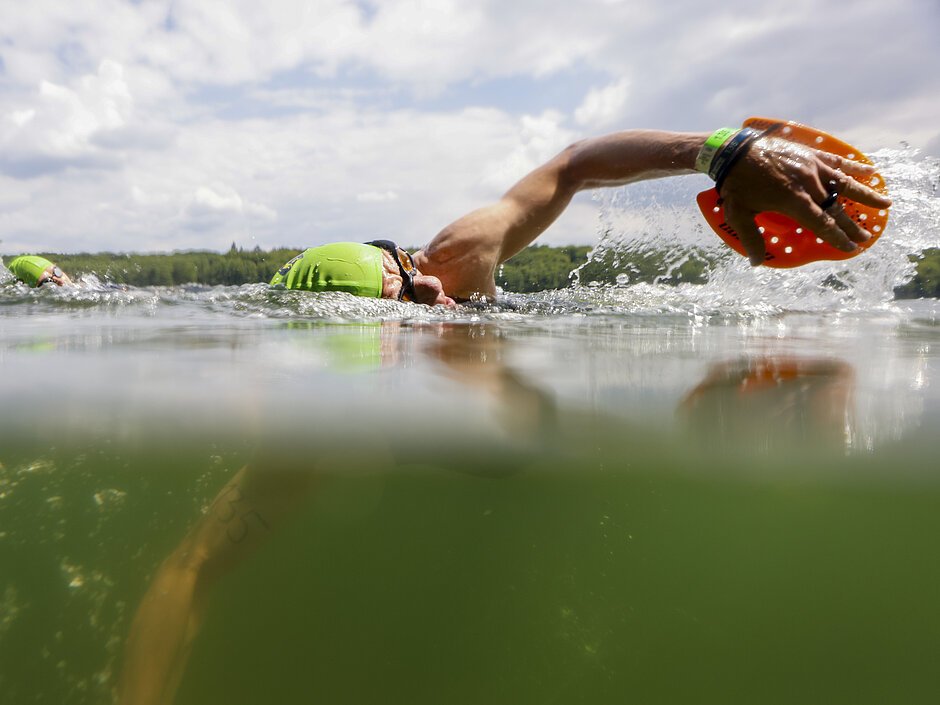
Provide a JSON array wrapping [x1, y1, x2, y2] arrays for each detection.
[[895, 248, 940, 299]]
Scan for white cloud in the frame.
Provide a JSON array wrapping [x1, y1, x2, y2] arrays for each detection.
[[575, 78, 630, 129], [180, 184, 277, 234], [189, 185, 244, 214], [0, 59, 134, 177], [481, 111, 576, 191], [356, 191, 399, 202], [10, 110, 36, 127], [0, 0, 937, 257]]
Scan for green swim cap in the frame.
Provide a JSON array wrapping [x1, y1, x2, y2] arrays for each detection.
[[270, 243, 384, 297], [7, 256, 54, 288]]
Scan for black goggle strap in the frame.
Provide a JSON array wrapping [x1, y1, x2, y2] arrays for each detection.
[[365, 240, 417, 301]]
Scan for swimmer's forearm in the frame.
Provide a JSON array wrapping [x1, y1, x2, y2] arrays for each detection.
[[562, 130, 707, 189], [116, 465, 316, 704], [429, 129, 710, 284], [478, 131, 707, 266], [116, 554, 207, 705]]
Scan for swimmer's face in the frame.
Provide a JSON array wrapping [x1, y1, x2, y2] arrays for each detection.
[[37, 264, 72, 287], [378, 248, 455, 307]]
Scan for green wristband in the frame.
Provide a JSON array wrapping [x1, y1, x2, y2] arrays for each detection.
[[695, 127, 739, 174]]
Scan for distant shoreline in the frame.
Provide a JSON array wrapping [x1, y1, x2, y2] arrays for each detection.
[[5, 245, 938, 299]]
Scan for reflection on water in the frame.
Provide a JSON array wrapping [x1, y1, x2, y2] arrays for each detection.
[[680, 357, 856, 454]]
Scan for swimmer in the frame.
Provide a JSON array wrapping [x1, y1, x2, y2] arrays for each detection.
[[6, 255, 73, 287], [118, 123, 894, 705], [271, 127, 892, 305]]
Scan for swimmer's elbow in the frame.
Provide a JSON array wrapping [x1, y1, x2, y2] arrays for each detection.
[[556, 139, 598, 192]]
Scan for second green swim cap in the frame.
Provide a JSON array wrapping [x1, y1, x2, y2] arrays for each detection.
[[7, 256, 54, 287], [270, 243, 384, 297]]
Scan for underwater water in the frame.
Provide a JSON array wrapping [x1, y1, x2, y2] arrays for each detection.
[[1, 147, 939, 704]]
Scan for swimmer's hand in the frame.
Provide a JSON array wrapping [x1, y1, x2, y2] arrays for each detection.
[[718, 136, 893, 266]]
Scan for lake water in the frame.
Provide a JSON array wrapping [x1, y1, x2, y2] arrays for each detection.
[[2, 147, 939, 704]]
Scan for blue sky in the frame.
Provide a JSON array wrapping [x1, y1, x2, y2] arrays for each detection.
[[1, 0, 938, 255]]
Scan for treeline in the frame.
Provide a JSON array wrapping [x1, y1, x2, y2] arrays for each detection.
[[495, 245, 591, 292], [493, 244, 713, 291], [7, 244, 940, 297], [21, 245, 304, 287], [575, 247, 713, 288]]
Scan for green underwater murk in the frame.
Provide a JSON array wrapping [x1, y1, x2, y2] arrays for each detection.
[[0, 446, 243, 704], [2, 388, 940, 704]]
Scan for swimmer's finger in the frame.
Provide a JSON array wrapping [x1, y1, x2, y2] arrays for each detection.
[[836, 175, 892, 209], [828, 202, 872, 244], [789, 197, 859, 253], [815, 153, 893, 208], [815, 151, 874, 176], [723, 203, 766, 267]]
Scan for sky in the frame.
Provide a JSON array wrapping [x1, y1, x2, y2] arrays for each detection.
[[1, 0, 938, 255]]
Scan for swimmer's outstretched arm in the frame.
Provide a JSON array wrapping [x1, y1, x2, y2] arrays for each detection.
[[116, 466, 316, 705], [415, 129, 891, 298]]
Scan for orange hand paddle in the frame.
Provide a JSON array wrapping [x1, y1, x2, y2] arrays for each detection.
[[696, 117, 890, 268]]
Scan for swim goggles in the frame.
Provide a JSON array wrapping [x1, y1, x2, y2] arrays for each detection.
[[37, 266, 64, 287], [365, 240, 417, 302]]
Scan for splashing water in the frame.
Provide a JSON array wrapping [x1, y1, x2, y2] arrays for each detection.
[[572, 145, 940, 316]]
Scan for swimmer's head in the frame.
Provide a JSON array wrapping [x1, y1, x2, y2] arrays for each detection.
[[271, 241, 455, 306], [7, 256, 71, 287], [270, 243, 385, 298]]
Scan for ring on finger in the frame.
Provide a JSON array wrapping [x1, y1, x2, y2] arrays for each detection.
[[819, 190, 840, 211]]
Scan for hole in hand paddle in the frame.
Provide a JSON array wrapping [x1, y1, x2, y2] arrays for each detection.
[[696, 117, 890, 268]]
